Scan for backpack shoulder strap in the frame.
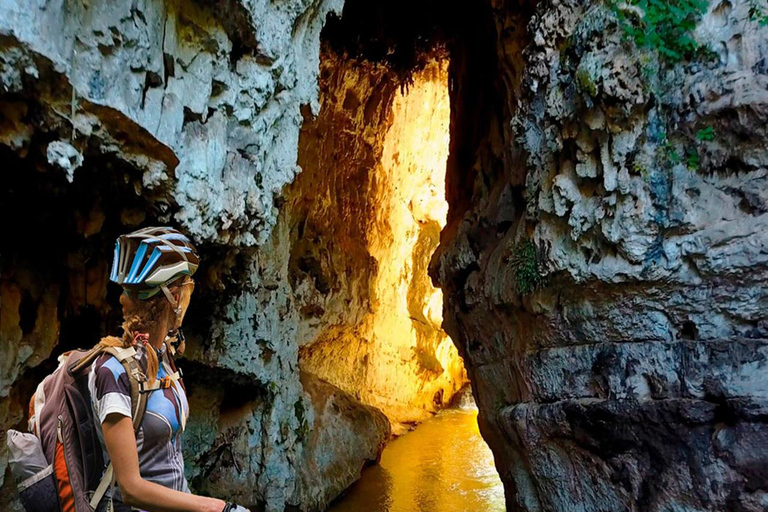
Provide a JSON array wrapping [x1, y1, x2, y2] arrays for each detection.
[[67, 346, 107, 376], [89, 346, 149, 510]]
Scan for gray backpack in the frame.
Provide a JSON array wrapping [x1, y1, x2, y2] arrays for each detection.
[[6, 345, 148, 512]]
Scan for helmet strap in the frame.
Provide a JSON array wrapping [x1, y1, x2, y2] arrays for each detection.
[[160, 284, 183, 320], [160, 284, 187, 356]]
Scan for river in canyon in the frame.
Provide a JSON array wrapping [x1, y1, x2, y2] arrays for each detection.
[[327, 404, 504, 512]]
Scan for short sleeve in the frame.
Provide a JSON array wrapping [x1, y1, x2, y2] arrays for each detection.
[[88, 354, 132, 424]]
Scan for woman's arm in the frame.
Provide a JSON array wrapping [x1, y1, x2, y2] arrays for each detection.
[[102, 414, 226, 512]]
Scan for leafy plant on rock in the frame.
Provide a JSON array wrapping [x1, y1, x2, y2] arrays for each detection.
[[749, 0, 768, 26], [294, 399, 310, 441], [576, 67, 598, 97], [610, 0, 709, 64], [686, 147, 701, 171], [696, 126, 715, 141], [511, 240, 545, 296]]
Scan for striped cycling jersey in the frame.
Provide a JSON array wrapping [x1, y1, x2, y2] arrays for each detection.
[[88, 342, 190, 504]]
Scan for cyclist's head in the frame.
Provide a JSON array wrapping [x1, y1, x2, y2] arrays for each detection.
[[109, 227, 199, 360]]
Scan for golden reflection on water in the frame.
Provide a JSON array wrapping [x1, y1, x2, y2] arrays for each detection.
[[328, 408, 505, 512]]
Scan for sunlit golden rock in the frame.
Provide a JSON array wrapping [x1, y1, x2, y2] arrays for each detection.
[[293, 56, 466, 433]]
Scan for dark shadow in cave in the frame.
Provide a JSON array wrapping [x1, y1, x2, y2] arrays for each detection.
[[0, 123, 262, 425]]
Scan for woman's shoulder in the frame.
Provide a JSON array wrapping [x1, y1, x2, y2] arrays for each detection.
[[91, 352, 126, 376], [89, 343, 134, 397], [89, 338, 146, 371]]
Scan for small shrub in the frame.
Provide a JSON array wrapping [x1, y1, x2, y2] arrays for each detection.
[[610, 0, 709, 63], [294, 399, 310, 440], [662, 139, 681, 166], [750, 0, 768, 26], [577, 67, 598, 97], [686, 147, 701, 170], [511, 240, 545, 296], [696, 126, 715, 141]]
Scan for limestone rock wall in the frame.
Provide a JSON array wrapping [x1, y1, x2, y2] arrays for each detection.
[[292, 49, 467, 431], [0, 0, 343, 246], [434, 0, 768, 510], [295, 371, 390, 510], [6, 0, 768, 510]]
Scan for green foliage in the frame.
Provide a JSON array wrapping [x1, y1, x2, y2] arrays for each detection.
[[666, 147, 681, 165], [661, 137, 681, 166], [749, 0, 768, 26], [610, 0, 709, 63], [294, 399, 310, 440], [659, 136, 699, 171], [686, 147, 701, 170], [577, 67, 598, 97], [511, 240, 544, 296], [633, 160, 648, 177], [696, 126, 715, 141], [656, 134, 703, 172]]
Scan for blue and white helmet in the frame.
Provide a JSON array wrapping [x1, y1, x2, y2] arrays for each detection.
[[110, 227, 199, 299]]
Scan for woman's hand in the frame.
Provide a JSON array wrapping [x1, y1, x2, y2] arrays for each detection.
[[102, 414, 227, 512]]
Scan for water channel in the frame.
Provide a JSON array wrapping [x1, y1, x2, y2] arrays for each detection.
[[328, 404, 505, 512]]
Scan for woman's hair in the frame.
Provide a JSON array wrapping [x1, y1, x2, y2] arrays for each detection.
[[98, 279, 193, 386]]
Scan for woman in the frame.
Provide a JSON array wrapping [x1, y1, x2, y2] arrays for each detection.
[[89, 227, 249, 512]]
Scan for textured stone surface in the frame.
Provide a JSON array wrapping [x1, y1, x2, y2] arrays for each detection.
[[295, 371, 390, 510], [0, 0, 342, 246], [5, 0, 768, 510], [0, 2, 460, 509], [434, 0, 768, 510], [293, 51, 466, 431]]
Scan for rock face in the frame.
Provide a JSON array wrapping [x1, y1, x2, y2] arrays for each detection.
[[4, 0, 768, 510], [293, 51, 466, 431], [0, 0, 343, 246], [294, 372, 390, 510], [433, 0, 768, 510]]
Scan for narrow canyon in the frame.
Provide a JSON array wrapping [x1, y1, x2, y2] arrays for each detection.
[[2, 0, 768, 511]]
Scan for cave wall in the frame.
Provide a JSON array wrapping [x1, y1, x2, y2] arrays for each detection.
[[292, 49, 466, 431], [0, 1, 394, 511], [1, 147, 173, 511], [434, 0, 768, 510], [0, 0, 344, 246]]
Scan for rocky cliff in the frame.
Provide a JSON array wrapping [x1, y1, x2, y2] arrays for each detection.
[[293, 51, 466, 433], [3, 0, 768, 510], [434, 0, 768, 510]]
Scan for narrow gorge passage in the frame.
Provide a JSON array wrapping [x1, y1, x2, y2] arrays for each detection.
[[6, 0, 764, 510], [287, 4, 507, 508], [293, 55, 467, 433]]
